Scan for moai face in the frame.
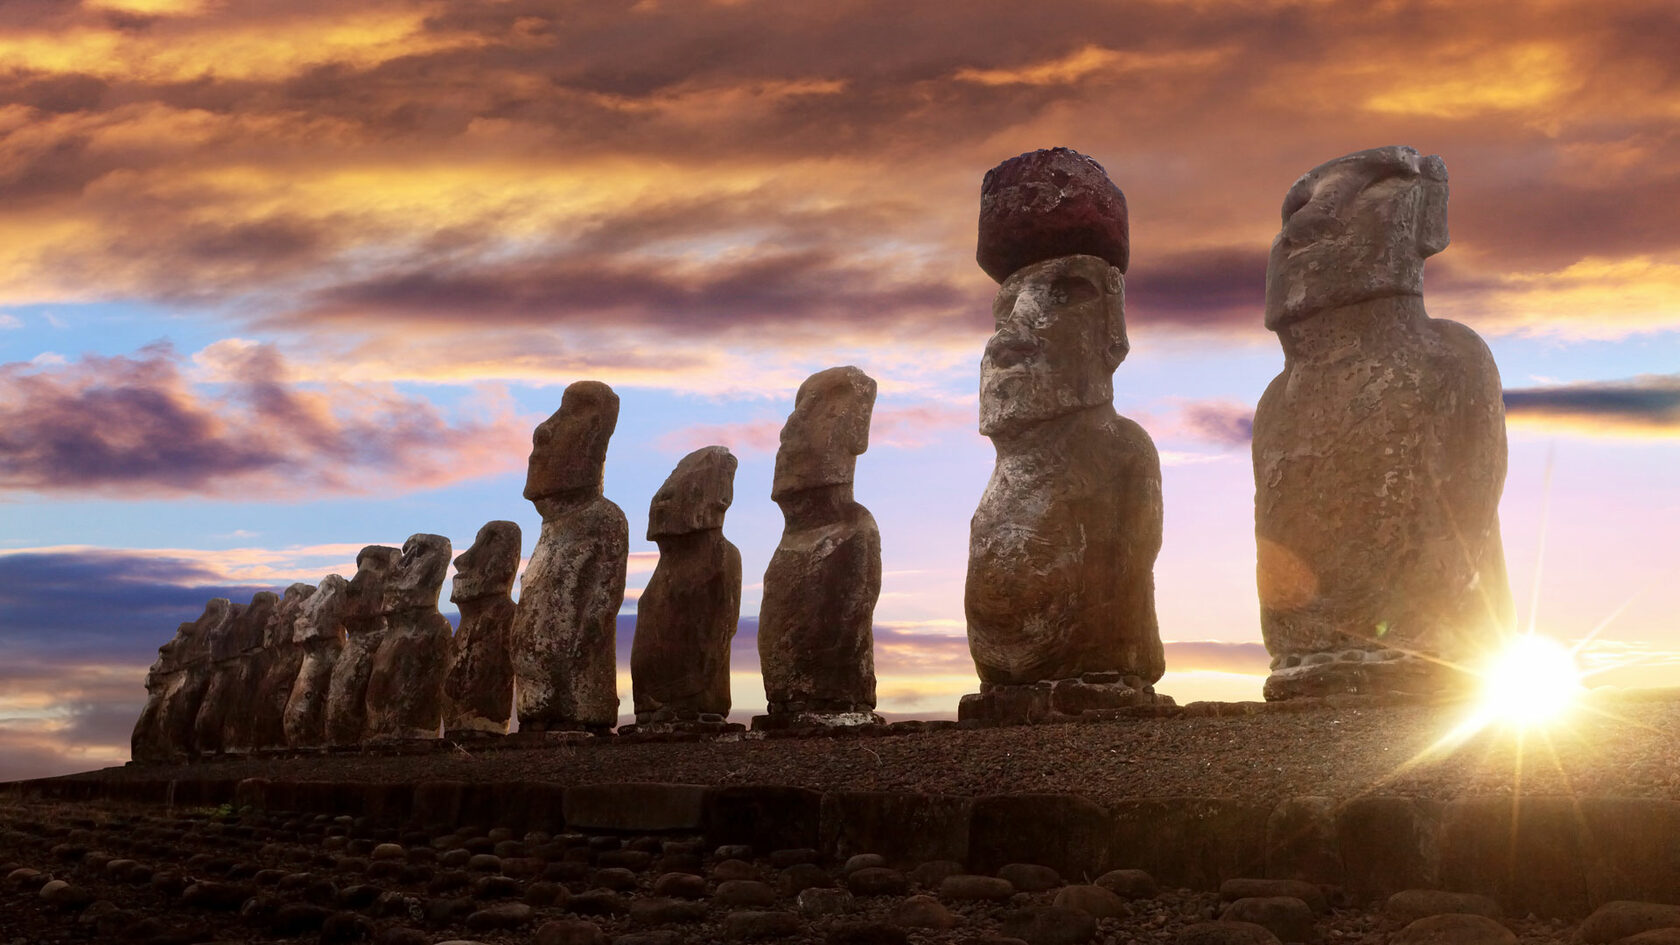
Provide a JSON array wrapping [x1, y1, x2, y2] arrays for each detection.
[[979, 254, 1127, 438], [450, 521, 521, 604], [1264, 145, 1449, 330], [345, 545, 400, 626], [178, 598, 232, 667], [216, 593, 273, 661], [383, 533, 452, 613], [648, 446, 737, 539], [264, 583, 316, 648], [771, 366, 876, 501], [524, 380, 620, 502], [294, 574, 350, 644]]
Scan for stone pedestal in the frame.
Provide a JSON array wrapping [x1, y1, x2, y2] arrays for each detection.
[[1262, 649, 1456, 701], [750, 708, 884, 732], [957, 674, 1174, 726]]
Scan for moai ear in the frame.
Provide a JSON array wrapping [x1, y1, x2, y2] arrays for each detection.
[[1417, 154, 1449, 258], [1105, 266, 1130, 369]]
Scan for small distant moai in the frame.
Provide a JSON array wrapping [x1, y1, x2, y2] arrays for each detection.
[[442, 521, 521, 738], [283, 574, 349, 749], [192, 593, 269, 754], [1254, 146, 1512, 699], [511, 381, 629, 734], [324, 545, 399, 746], [132, 599, 231, 762], [755, 366, 883, 730], [961, 147, 1168, 725], [246, 582, 317, 750], [629, 446, 743, 733], [364, 533, 454, 742]]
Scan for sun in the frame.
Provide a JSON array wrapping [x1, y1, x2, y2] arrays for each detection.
[[1468, 632, 1585, 729]]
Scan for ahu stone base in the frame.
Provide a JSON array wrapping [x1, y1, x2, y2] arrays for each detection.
[[958, 674, 1174, 725], [1264, 648, 1456, 701], [620, 708, 746, 736], [751, 703, 884, 732]]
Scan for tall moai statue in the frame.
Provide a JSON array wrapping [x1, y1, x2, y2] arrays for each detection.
[[246, 582, 317, 750], [284, 574, 349, 748], [131, 599, 232, 761], [442, 521, 520, 737], [324, 545, 399, 746], [1254, 146, 1512, 700], [511, 381, 629, 734], [364, 534, 453, 741], [755, 366, 883, 730], [630, 446, 742, 733], [193, 592, 272, 754], [961, 148, 1168, 725]]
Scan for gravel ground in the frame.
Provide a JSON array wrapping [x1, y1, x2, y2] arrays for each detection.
[[79, 691, 1680, 803]]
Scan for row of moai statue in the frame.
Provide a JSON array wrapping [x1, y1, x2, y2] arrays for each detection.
[[133, 142, 1513, 759]]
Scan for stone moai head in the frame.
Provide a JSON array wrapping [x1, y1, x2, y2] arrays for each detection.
[[383, 533, 452, 614], [265, 583, 316, 648], [450, 521, 521, 604], [976, 148, 1130, 438], [182, 598, 234, 668], [345, 545, 400, 626], [1264, 145, 1449, 330], [294, 574, 350, 644], [524, 380, 619, 502], [215, 593, 275, 662], [771, 366, 876, 502], [649, 446, 737, 540]]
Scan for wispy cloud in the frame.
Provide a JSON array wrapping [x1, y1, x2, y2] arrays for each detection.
[[1505, 373, 1680, 437]]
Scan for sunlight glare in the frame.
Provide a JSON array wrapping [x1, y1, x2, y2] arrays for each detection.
[[1473, 633, 1584, 728]]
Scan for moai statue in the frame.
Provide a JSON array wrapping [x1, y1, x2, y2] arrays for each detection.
[[1254, 146, 1512, 699], [755, 366, 883, 730], [244, 582, 316, 750], [132, 599, 232, 761], [442, 521, 521, 738], [283, 574, 349, 748], [193, 592, 272, 754], [364, 534, 453, 741], [961, 148, 1167, 725], [629, 446, 742, 733], [512, 382, 628, 734], [324, 546, 399, 746]]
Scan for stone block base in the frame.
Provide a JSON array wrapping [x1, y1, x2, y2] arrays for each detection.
[[751, 710, 884, 732], [957, 674, 1174, 725], [1263, 648, 1459, 701], [619, 720, 746, 736]]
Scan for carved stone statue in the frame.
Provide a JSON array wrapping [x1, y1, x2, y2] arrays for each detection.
[[364, 533, 453, 741], [630, 446, 742, 731], [756, 366, 883, 730], [324, 545, 399, 745], [246, 582, 317, 750], [283, 573, 349, 748], [193, 593, 270, 754], [961, 148, 1167, 725], [511, 381, 629, 733], [1254, 145, 1512, 699], [131, 599, 230, 762], [443, 521, 521, 737]]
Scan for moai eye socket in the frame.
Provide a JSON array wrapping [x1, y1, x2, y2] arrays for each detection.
[[1050, 276, 1099, 305], [1281, 183, 1312, 225]]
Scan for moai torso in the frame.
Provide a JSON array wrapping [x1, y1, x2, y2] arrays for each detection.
[[365, 534, 453, 741], [149, 599, 231, 760], [443, 521, 521, 736], [324, 546, 398, 745], [1253, 146, 1512, 699], [631, 446, 742, 723], [246, 582, 315, 750], [284, 574, 348, 748], [511, 381, 628, 731], [195, 592, 273, 753], [757, 367, 882, 720], [964, 148, 1165, 691]]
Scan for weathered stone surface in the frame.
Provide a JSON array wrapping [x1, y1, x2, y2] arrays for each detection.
[[132, 599, 232, 762], [757, 367, 881, 725], [283, 574, 349, 748], [967, 242, 1163, 686], [1176, 921, 1283, 945], [246, 582, 316, 750], [1255, 146, 1511, 697], [365, 534, 453, 741], [443, 521, 521, 736], [324, 546, 399, 746], [632, 447, 741, 724], [978, 147, 1129, 282], [1578, 902, 1680, 944], [1219, 897, 1317, 944], [514, 381, 628, 731], [1390, 913, 1515, 945], [194, 593, 272, 754], [1385, 890, 1501, 923]]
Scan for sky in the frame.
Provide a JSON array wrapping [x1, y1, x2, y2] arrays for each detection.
[[2, 0, 1678, 781]]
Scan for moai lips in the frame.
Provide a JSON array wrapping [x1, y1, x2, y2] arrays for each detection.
[[284, 573, 349, 748], [512, 381, 629, 733], [756, 367, 883, 729], [963, 149, 1166, 721], [1252, 146, 1512, 699], [324, 545, 399, 746], [365, 533, 453, 741], [631, 447, 742, 727], [443, 521, 521, 737]]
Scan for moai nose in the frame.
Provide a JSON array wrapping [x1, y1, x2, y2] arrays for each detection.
[[986, 323, 1039, 367]]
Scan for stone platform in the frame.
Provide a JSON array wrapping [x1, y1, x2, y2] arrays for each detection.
[[958, 674, 1174, 725], [1264, 647, 1454, 701]]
